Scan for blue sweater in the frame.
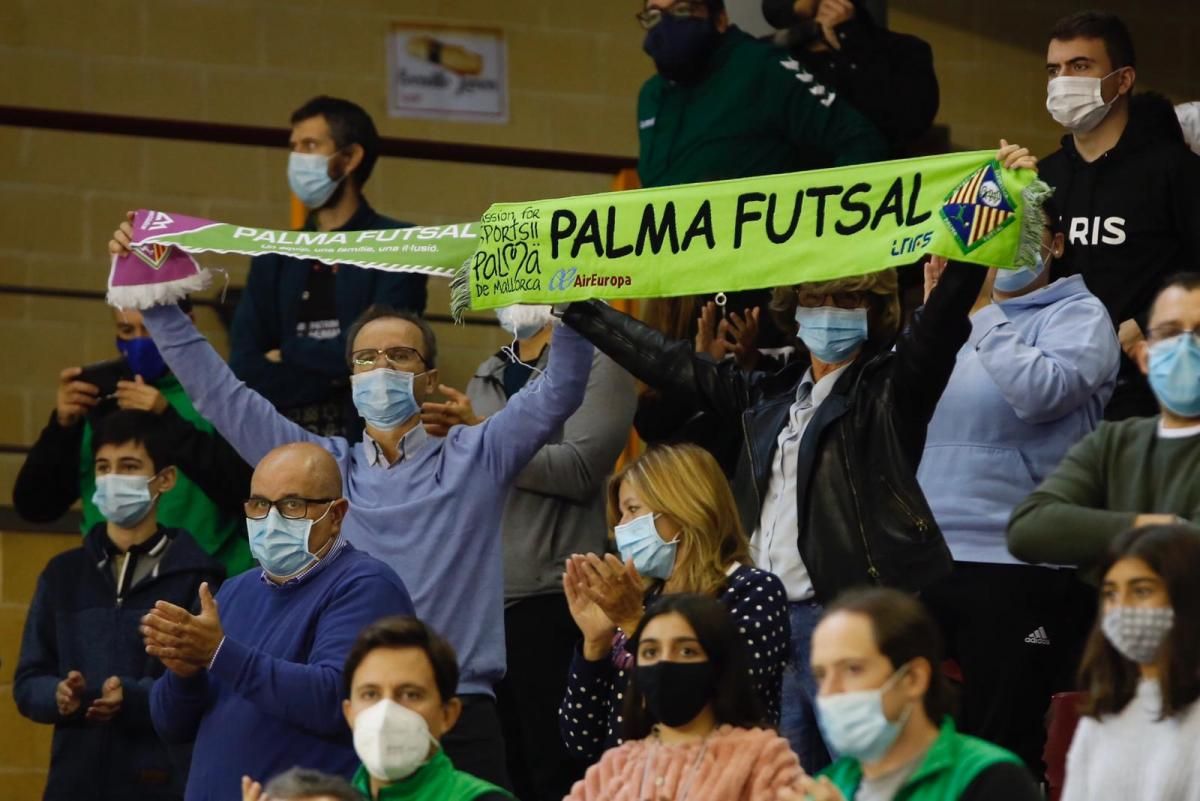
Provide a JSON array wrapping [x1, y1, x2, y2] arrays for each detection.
[[917, 275, 1119, 564], [150, 540, 413, 801], [143, 304, 592, 694]]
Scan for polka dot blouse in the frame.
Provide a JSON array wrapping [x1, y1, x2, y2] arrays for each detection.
[[558, 564, 791, 763]]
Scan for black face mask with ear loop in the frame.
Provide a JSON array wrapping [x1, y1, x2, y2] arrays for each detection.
[[637, 660, 716, 727], [643, 14, 720, 85]]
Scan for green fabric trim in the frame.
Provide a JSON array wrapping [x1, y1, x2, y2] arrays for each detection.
[[820, 718, 1022, 800], [351, 751, 513, 801]]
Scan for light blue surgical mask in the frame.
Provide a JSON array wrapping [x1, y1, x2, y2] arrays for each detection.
[[994, 252, 1049, 294], [247, 505, 331, 578], [93, 473, 160, 528], [287, 152, 343, 209], [794, 306, 869, 363], [614, 512, 678, 580], [816, 664, 913, 763], [1148, 333, 1200, 418], [351, 368, 422, 430]]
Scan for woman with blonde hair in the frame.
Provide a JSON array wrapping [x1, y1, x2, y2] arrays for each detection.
[[558, 443, 789, 763]]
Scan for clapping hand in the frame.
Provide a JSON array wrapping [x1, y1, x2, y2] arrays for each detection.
[[570, 553, 645, 637], [142, 583, 223, 677], [85, 676, 123, 722], [55, 671, 85, 717], [695, 302, 762, 371]]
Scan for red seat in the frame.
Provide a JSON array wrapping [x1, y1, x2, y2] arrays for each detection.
[[1044, 691, 1086, 801]]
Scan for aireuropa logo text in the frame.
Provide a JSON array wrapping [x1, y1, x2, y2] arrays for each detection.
[[548, 268, 632, 292]]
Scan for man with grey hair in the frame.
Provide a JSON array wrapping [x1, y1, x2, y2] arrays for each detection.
[[243, 768, 363, 801]]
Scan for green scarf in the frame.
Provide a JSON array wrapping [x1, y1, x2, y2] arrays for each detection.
[[116, 152, 1046, 320]]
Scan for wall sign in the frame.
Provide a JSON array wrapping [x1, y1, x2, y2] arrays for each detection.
[[387, 23, 508, 124]]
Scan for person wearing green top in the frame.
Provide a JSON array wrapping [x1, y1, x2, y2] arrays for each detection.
[[781, 588, 1040, 801], [339, 616, 512, 801], [1008, 273, 1200, 568], [12, 303, 254, 576], [635, 0, 887, 188]]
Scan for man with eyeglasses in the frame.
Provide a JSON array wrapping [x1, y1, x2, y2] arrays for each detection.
[[629, 0, 887, 478], [111, 210, 593, 792], [559, 141, 1035, 772], [143, 441, 414, 801], [1009, 273, 1200, 568]]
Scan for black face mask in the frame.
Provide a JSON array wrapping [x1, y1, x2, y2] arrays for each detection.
[[637, 660, 716, 727], [643, 14, 719, 85]]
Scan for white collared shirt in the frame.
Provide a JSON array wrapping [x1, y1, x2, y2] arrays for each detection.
[[362, 423, 430, 468], [751, 364, 850, 601]]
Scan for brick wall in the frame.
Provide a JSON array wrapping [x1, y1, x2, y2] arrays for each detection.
[[1, 0, 1198, 795]]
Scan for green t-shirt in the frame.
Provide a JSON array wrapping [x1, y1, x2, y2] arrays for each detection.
[[79, 373, 254, 576]]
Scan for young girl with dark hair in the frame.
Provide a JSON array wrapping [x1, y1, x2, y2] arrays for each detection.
[[1062, 525, 1200, 801], [565, 594, 805, 801]]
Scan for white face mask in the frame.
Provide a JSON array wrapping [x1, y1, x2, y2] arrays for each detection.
[[353, 699, 438, 782], [1046, 70, 1123, 133], [495, 304, 554, 340]]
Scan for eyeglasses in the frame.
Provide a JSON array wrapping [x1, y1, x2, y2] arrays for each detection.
[[1146, 327, 1200, 345], [244, 496, 336, 520], [635, 0, 707, 30], [350, 346, 427, 371], [794, 290, 868, 310]]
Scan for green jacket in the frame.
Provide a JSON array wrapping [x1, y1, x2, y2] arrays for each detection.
[[351, 751, 513, 801], [1007, 416, 1200, 568], [820, 719, 1028, 801], [79, 374, 254, 575], [636, 26, 887, 188]]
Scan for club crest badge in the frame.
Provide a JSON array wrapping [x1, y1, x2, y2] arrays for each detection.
[[940, 162, 1016, 253]]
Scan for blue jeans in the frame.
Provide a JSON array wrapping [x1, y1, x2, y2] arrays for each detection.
[[780, 600, 832, 773]]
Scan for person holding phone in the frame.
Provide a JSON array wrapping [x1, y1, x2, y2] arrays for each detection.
[[12, 301, 256, 576]]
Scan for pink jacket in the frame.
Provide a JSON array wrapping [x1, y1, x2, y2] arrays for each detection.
[[565, 726, 805, 801]]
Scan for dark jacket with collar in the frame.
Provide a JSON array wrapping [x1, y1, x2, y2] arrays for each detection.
[[561, 263, 984, 602], [14, 525, 225, 801], [763, 0, 940, 153], [229, 201, 427, 409]]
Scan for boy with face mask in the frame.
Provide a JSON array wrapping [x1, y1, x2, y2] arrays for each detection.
[[13, 300, 255, 576], [325, 616, 512, 801], [1009, 273, 1200, 567], [14, 410, 225, 801], [1038, 10, 1200, 420]]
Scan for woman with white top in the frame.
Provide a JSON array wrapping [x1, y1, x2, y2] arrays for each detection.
[[1062, 524, 1200, 801], [557, 443, 789, 763]]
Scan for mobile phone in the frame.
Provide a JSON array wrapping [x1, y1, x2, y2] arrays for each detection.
[[76, 357, 134, 398]]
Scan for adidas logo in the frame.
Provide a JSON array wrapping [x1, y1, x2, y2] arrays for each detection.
[[1024, 626, 1051, 646]]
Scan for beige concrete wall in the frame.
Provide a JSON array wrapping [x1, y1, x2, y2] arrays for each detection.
[[1, 0, 1198, 795]]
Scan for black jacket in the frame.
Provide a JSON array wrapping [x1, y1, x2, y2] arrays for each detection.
[[1040, 93, 1200, 418], [13, 402, 251, 528], [562, 263, 984, 602], [762, 0, 939, 153], [14, 525, 225, 801]]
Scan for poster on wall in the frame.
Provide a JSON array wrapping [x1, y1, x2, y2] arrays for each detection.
[[387, 23, 508, 124]]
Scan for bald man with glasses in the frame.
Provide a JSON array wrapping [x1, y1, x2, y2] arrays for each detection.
[[143, 442, 414, 801]]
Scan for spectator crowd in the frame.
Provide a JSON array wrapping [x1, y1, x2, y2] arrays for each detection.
[[10, 4, 1200, 801]]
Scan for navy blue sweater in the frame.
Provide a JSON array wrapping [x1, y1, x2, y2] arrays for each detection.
[[14, 525, 225, 801], [149, 539, 413, 801], [229, 201, 428, 409]]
